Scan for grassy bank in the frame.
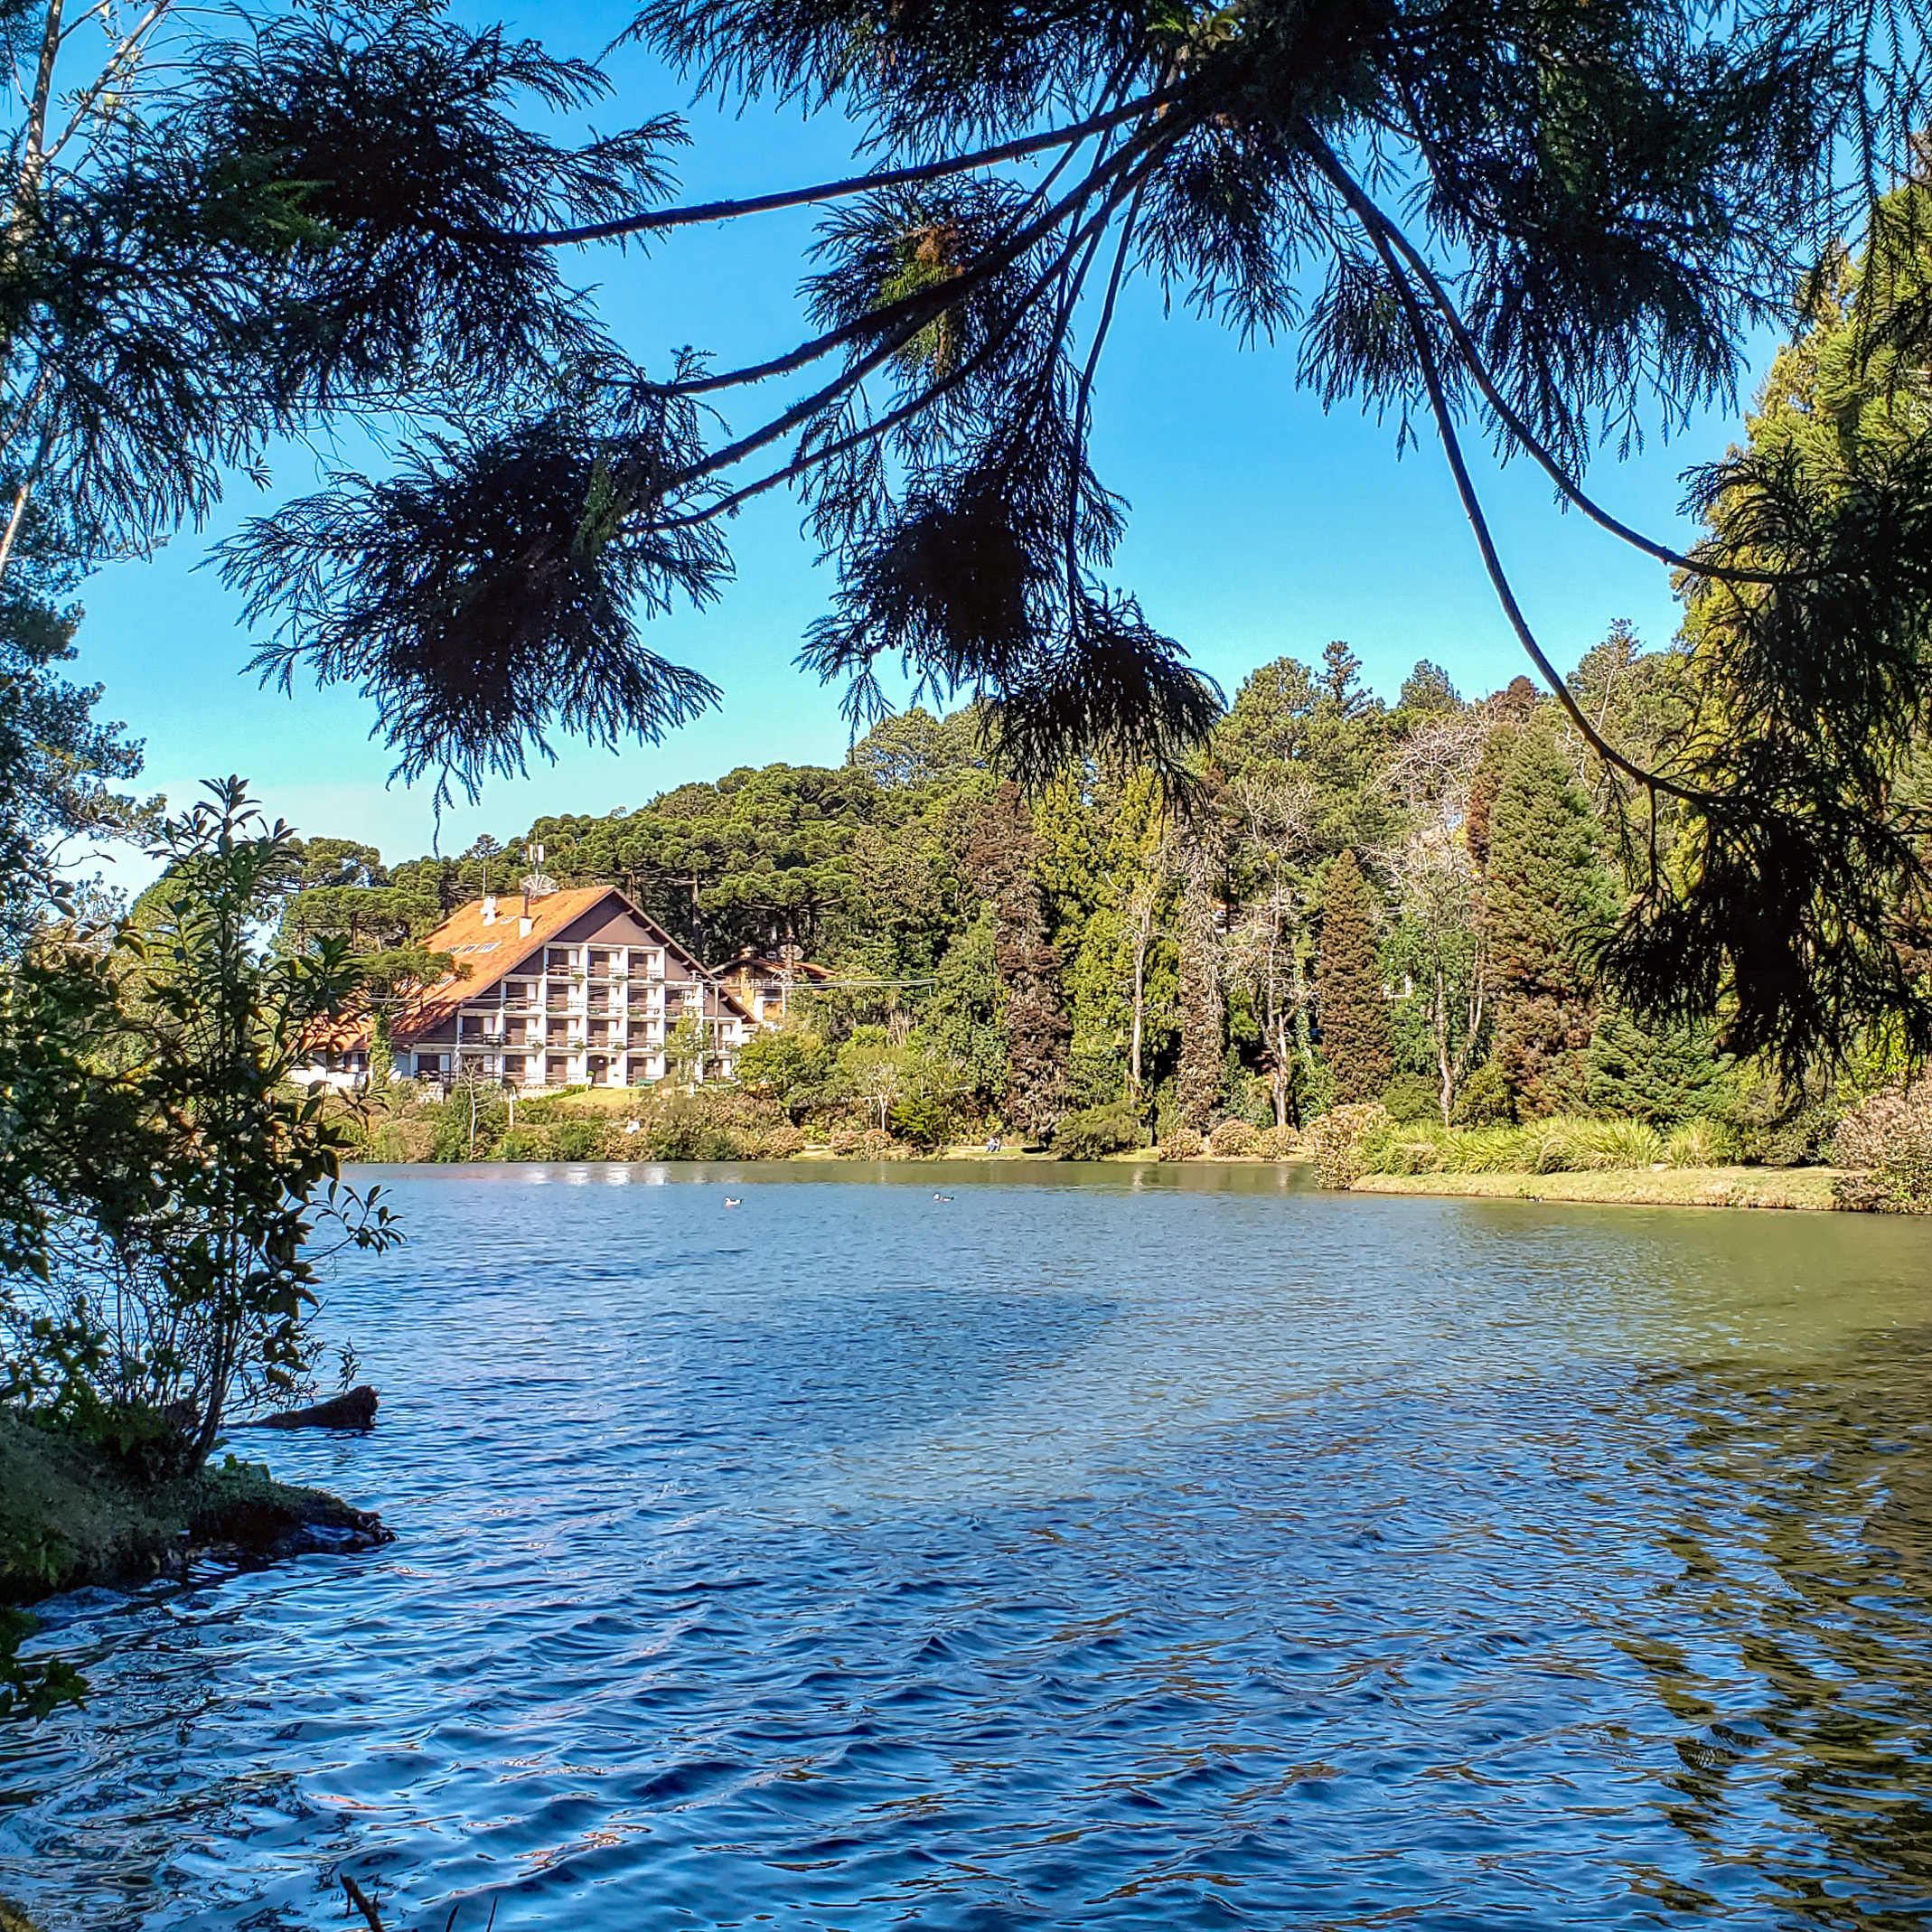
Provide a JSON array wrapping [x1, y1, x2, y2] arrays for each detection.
[[1349, 1165, 1842, 1211], [1, 1410, 389, 1608]]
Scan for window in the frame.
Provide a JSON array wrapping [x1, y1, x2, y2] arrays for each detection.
[[503, 1054, 526, 1082], [544, 1055, 568, 1086], [545, 948, 574, 975], [587, 949, 613, 980]]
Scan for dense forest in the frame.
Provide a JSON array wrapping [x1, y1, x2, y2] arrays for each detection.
[[280, 627, 1865, 1164]]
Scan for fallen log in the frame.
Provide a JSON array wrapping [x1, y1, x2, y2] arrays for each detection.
[[240, 1385, 380, 1431]]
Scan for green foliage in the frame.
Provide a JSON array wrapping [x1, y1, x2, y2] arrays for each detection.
[[736, 1024, 834, 1120], [646, 1100, 736, 1161], [1452, 1061, 1514, 1126], [1360, 1115, 1671, 1177], [1303, 1102, 1393, 1188], [1, 781, 400, 1472], [1381, 1074, 1440, 1123], [1054, 1100, 1145, 1160], [1664, 1117, 1741, 1167], [1586, 1010, 1730, 1125], [969, 783, 1069, 1140], [1487, 728, 1615, 1118], [1316, 851, 1393, 1102]]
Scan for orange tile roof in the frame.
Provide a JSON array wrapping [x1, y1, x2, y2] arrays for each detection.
[[389, 886, 618, 1040]]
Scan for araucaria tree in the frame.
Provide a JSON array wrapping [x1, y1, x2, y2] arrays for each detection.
[[1487, 730, 1614, 1118], [969, 782, 1069, 1141], [1315, 849, 1392, 1103]]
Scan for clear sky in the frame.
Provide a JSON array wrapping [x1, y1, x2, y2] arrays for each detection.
[[71, 2, 1765, 877]]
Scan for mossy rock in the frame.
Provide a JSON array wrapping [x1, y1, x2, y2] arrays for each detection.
[[0, 1896, 44, 1932], [1, 1410, 389, 1608]]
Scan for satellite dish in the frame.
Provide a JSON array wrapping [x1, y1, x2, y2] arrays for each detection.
[[777, 943, 804, 965]]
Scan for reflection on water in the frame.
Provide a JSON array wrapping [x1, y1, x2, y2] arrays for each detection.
[[3, 1165, 1930, 1928]]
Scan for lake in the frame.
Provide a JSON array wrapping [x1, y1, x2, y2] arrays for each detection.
[[5, 1162, 1931, 1929]]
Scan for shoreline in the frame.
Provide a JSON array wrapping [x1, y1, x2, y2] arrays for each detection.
[[341, 1149, 1875, 1212], [1347, 1164, 1841, 1211], [1, 1411, 389, 1609]]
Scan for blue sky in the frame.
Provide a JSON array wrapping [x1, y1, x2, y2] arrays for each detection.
[[72, 5, 1763, 873]]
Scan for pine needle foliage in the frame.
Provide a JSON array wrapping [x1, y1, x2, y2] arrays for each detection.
[[1316, 849, 1392, 1103], [1487, 728, 1616, 1117]]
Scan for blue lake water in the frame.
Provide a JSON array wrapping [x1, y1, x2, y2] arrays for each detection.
[[5, 1161, 1932, 1929]]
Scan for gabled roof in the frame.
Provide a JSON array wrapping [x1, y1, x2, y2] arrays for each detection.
[[387, 886, 615, 1040], [389, 886, 753, 1041]]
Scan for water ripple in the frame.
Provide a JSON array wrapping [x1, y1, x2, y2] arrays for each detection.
[[4, 1164, 1932, 1929]]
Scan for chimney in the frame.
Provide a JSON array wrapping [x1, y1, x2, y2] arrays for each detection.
[[519, 914, 533, 937], [482, 895, 497, 925]]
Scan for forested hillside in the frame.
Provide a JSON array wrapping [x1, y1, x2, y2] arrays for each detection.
[[283, 629, 1863, 1158]]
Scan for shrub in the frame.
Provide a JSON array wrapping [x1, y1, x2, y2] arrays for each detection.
[[1158, 1127, 1205, 1162], [1834, 1158, 1932, 1213], [1382, 1074, 1440, 1123], [355, 1113, 436, 1162], [500, 1126, 555, 1161], [1055, 1100, 1146, 1160], [740, 1122, 806, 1159], [1829, 1084, 1932, 1210], [1207, 1118, 1259, 1157], [1255, 1123, 1301, 1159], [1452, 1061, 1514, 1126], [1665, 1117, 1740, 1168], [646, 1101, 736, 1161], [1303, 1102, 1393, 1187], [1829, 1083, 1932, 1171]]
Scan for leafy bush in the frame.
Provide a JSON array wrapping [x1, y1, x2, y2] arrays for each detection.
[[1834, 1158, 1932, 1212], [553, 1118, 617, 1161], [889, 1083, 958, 1152], [1, 782, 399, 1472], [1828, 1083, 1932, 1171], [1255, 1123, 1301, 1159], [500, 1126, 554, 1161], [740, 1122, 806, 1159], [1303, 1102, 1393, 1187], [1207, 1118, 1258, 1157], [1158, 1127, 1205, 1162], [1382, 1074, 1440, 1123], [1829, 1085, 1932, 1209], [1452, 1061, 1514, 1126], [429, 1085, 508, 1161], [1055, 1100, 1145, 1160]]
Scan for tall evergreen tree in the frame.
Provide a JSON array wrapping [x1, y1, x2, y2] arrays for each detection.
[[1316, 849, 1393, 1102], [1487, 728, 1616, 1116], [967, 782, 1069, 1142]]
